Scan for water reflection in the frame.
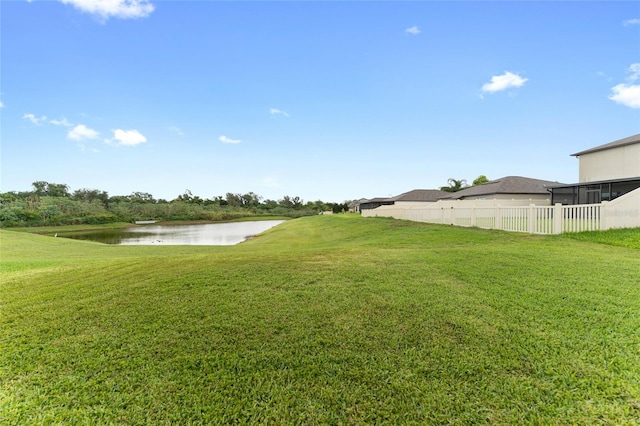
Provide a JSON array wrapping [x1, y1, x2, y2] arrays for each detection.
[[63, 220, 285, 245]]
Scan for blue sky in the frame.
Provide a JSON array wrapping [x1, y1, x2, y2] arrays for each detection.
[[2, 1, 639, 202]]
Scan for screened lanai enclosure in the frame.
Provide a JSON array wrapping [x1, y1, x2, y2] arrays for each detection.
[[548, 177, 640, 205]]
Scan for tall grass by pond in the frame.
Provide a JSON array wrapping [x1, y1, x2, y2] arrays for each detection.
[[1, 216, 639, 424]]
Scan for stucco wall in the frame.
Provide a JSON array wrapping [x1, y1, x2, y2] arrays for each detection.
[[602, 187, 640, 230], [579, 144, 640, 182], [363, 198, 550, 220], [362, 193, 640, 232]]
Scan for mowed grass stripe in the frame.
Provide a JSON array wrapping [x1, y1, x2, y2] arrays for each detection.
[[1, 216, 639, 424]]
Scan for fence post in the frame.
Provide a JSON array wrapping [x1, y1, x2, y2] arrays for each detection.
[[553, 203, 563, 234], [495, 206, 502, 231], [528, 204, 536, 234], [470, 205, 476, 227], [600, 201, 608, 231]]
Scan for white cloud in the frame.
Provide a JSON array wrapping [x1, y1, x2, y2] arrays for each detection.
[[608, 63, 640, 109], [169, 125, 184, 136], [405, 26, 421, 35], [270, 108, 290, 117], [219, 135, 241, 144], [627, 63, 640, 81], [481, 71, 528, 93], [23, 113, 48, 125], [609, 84, 640, 108], [0, 101, 4, 108], [68, 124, 99, 140], [59, 0, 154, 20], [112, 129, 147, 146], [50, 118, 73, 127], [623, 18, 640, 26]]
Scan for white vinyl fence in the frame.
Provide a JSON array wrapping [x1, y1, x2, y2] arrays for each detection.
[[362, 189, 640, 234]]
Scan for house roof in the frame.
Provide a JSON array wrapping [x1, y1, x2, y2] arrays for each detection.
[[440, 176, 563, 200], [393, 189, 449, 202], [571, 133, 640, 157], [357, 189, 447, 206], [364, 197, 394, 203], [348, 198, 368, 207]]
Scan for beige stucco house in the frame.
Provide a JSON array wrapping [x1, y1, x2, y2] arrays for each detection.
[[573, 133, 640, 182], [549, 134, 640, 205], [439, 176, 561, 204], [357, 189, 448, 212]]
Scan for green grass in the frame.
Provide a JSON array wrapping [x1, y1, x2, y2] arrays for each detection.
[[1, 216, 639, 424], [561, 227, 640, 249]]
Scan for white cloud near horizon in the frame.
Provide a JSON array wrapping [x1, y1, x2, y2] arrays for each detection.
[[112, 129, 147, 145], [219, 135, 241, 144], [623, 18, 640, 26], [59, 0, 154, 20], [50, 118, 73, 127], [68, 124, 99, 140], [23, 113, 48, 125], [270, 108, 289, 117], [0, 100, 4, 108], [405, 26, 421, 35], [482, 71, 528, 93], [608, 63, 640, 109]]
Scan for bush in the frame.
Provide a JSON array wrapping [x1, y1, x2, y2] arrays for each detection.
[[81, 213, 120, 225]]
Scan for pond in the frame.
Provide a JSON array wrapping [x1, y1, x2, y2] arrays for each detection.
[[62, 220, 285, 245]]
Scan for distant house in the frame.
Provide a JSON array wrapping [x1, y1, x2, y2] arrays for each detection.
[[358, 189, 448, 212], [358, 197, 396, 212], [348, 199, 367, 213], [439, 176, 562, 204], [394, 189, 449, 204], [549, 133, 640, 205]]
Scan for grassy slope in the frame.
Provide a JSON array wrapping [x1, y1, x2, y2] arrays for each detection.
[[1, 216, 639, 424]]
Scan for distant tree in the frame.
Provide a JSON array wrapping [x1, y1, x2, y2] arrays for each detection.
[[108, 195, 130, 204], [261, 199, 279, 209], [241, 192, 262, 208], [32, 181, 48, 196], [48, 183, 70, 197], [72, 188, 109, 206], [38, 204, 60, 223], [225, 193, 243, 207], [128, 192, 156, 203], [279, 195, 303, 209], [175, 189, 193, 203], [472, 175, 490, 186], [331, 202, 349, 214], [0, 192, 19, 204], [31, 181, 69, 197], [440, 178, 468, 193], [213, 196, 228, 206], [174, 190, 205, 204]]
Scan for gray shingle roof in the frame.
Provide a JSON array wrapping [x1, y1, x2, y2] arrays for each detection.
[[393, 189, 449, 202], [571, 133, 640, 157], [440, 176, 563, 200]]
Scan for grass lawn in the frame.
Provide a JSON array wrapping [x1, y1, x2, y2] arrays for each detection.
[[1, 216, 639, 424]]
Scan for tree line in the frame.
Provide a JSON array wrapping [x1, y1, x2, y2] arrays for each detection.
[[0, 181, 351, 227]]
